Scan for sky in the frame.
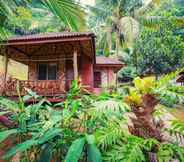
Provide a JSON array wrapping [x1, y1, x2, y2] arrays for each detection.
[[80, 0, 95, 6], [80, 0, 150, 6]]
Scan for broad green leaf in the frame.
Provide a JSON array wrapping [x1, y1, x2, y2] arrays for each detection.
[[65, 137, 85, 162], [22, 95, 33, 102], [87, 144, 102, 162], [3, 139, 38, 159], [0, 111, 10, 115], [38, 128, 62, 144], [0, 98, 19, 112], [86, 134, 95, 145], [0, 129, 17, 143], [38, 144, 53, 162]]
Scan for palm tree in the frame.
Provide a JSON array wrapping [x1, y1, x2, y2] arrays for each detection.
[[0, 0, 85, 39], [89, 0, 184, 56]]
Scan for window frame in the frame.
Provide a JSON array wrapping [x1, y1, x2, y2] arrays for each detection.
[[94, 71, 102, 88], [37, 62, 58, 80]]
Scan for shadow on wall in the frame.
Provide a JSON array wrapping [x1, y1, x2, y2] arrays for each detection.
[[0, 56, 28, 80]]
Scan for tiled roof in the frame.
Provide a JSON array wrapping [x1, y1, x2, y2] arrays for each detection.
[[179, 71, 184, 75], [8, 32, 95, 41], [96, 56, 124, 66], [177, 75, 184, 82]]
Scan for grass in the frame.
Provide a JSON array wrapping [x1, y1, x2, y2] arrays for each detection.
[[0, 56, 28, 80]]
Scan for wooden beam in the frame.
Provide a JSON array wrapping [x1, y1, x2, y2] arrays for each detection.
[[10, 46, 29, 57], [73, 49, 78, 80], [29, 44, 45, 56]]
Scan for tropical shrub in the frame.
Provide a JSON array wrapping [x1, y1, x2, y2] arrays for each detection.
[[0, 72, 184, 161]]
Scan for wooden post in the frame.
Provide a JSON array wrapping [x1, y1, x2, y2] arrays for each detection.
[[2, 48, 8, 95], [73, 49, 78, 80]]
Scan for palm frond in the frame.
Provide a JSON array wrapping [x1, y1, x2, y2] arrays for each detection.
[[120, 16, 139, 48], [140, 16, 184, 29], [136, 0, 162, 16], [167, 120, 184, 144], [91, 99, 130, 119], [103, 136, 146, 162], [95, 120, 128, 150], [41, 0, 86, 31]]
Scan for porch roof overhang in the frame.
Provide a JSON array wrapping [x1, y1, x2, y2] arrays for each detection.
[[95, 56, 125, 72], [3, 32, 95, 45], [0, 32, 96, 64]]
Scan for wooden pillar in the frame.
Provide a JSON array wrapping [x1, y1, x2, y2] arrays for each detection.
[[73, 49, 78, 80], [2, 48, 8, 95]]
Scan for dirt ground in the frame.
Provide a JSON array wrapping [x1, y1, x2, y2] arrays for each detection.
[[170, 105, 184, 122]]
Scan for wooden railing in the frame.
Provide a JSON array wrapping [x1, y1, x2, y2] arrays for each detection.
[[3, 79, 66, 96]]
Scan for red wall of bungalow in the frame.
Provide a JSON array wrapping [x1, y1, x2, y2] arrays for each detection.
[[93, 56, 124, 94], [80, 55, 94, 90]]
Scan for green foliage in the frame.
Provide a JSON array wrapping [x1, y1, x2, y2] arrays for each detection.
[[91, 99, 130, 119], [157, 143, 184, 162], [118, 66, 138, 80], [103, 136, 146, 162], [0, 0, 86, 38], [38, 144, 54, 162], [88, 0, 144, 55], [0, 73, 184, 161], [95, 121, 126, 150], [134, 17, 184, 75], [42, 0, 86, 31], [0, 129, 18, 143], [167, 120, 184, 139], [87, 144, 102, 162], [154, 70, 184, 107], [65, 137, 85, 162], [3, 139, 38, 159]]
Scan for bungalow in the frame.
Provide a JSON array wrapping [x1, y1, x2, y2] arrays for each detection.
[[0, 32, 124, 98], [176, 71, 184, 86]]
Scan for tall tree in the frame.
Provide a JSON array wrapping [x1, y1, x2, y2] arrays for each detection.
[[88, 0, 162, 56], [89, 0, 184, 56]]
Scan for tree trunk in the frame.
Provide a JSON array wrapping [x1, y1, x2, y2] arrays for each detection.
[[115, 30, 121, 57], [130, 94, 163, 141]]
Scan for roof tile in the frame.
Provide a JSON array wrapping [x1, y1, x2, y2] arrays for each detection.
[[96, 56, 124, 65], [8, 32, 95, 41]]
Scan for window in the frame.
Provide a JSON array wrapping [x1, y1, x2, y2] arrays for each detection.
[[94, 71, 102, 88], [38, 63, 57, 80]]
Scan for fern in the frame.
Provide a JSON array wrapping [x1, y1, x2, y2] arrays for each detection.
[[157, 143, 184, 162], [157, 88, 184, 107], [95, 121, 126, 150], [167, 120, 184, 144], [103, 136, 146, 162], [156, 69, 182, 88], [91, 99, 130, 119], [153, 69, 184, 107]]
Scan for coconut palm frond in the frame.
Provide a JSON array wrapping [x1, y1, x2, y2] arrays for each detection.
[[140, 16, 184, 29], [41, 0, 86, 31], [89, 99, 130, 120], [120, 16, 140, 48], [136, 0, 162, 16]]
